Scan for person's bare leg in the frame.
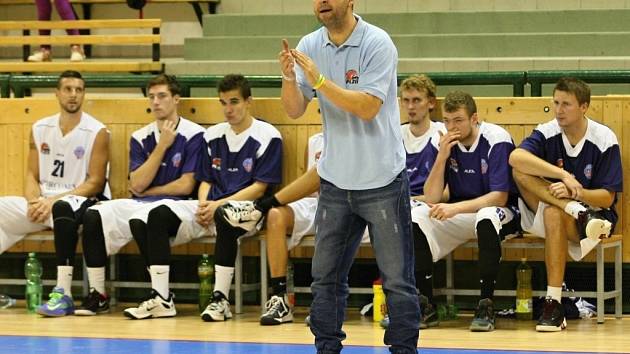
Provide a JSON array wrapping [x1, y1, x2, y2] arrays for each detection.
[[542, 206, 579, 287], [512, 170, 571, 210], [266, 206, 294, 278]]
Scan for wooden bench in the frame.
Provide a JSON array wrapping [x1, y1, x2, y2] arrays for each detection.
[[0, 97, 627, 316], [0, 19, 163, 73]]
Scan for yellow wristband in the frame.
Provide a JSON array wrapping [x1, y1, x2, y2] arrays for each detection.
[[313, 74, 326, 90]]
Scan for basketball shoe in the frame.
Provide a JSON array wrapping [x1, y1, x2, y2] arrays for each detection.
[[36, 287, 74, 317], [123, 290, 176, 319]]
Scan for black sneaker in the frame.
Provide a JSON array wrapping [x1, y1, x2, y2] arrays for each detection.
[[419, 294, 439, 329], [75, 288, 110, 316], [260, 294, 293, 325], [536, 297, 566, 332], [469, 298, 495, 332], [577, 209, 612, 241]]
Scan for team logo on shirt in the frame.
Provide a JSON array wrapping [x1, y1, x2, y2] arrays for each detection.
[[556, 158, 564, 168], [40, 143, 50, 155], [480, 159, 488, 175], [496, 207, 506, 221], [584, 164, 593, 180], [345, 69, 359, 85], [171, 152, 182, 168], [212, 157, 222, 170], [242, 157, 253, 173], [73, 146, 85, 159], [449, 158, 459, 173]]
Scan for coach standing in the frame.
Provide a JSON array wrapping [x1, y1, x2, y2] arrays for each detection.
[[278, 1, 420, 353]]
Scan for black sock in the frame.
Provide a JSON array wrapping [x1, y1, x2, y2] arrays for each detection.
[[254, 195, 282, 214], [477, 219, 502, 300], [270, 276, 287, 295], [413, 223, 434, 304]]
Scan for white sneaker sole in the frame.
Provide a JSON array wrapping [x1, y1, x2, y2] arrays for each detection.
[[75, 308, 110, 316], [536, 318, 567, 332], [260, 312, 294, 325], [123, 308, 176, 320], [585, 219, 612, 241]]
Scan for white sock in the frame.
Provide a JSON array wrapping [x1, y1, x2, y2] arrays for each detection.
[[564, 201, 587, 219], [149, 265, 170, 299], [56, 266, 73, 298], [547, 286, 562, 302], [87, 267, 106, 295], [214, 265, 235, 300]]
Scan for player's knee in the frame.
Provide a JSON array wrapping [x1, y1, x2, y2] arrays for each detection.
[[475, 207, 501, 230], [147, 205, 174, 223], [128, 218, 146, 237], [266, 207, 286, 229], [543, 205, 565, 226], [83, 209, 101, 228], [52, 200, 74, 219]]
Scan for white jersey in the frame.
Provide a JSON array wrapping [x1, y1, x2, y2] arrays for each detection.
[[32, 112, 107, 198], [308, 132, 324, 169]]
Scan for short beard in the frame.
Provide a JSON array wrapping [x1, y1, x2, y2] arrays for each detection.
[[62, 104, 81, 114]]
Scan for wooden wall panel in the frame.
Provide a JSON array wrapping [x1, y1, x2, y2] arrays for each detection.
[[0, 97, 627, 262]]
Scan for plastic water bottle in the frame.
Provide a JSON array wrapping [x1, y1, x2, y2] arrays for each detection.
[[286, 262, 295, 308], [24, 252, 43, 313], [515, 258, 533, 320], [0, 294, 16, 309], [372, 278, 387, 322], [198, 254, 213, 312]]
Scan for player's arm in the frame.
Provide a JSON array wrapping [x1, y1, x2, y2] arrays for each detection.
[[24, 132, 41, 202], [291, 49, 381, 121], [129, 120, 177, 193], [449, 191, 509, 214], [576, 189, 615, 209], [509, 148, 571, 181], [137, 172, 196, 197], [424, 131, 459, 203], [275, 167, 320, 204], [196, 181, 268, 226], [224, 181, 268, 202], [63, 128, 110, 199], [198, 181, 211, 203], [279, 39, 309, 119]]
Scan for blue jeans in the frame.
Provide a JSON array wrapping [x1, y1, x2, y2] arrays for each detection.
[[310, 172, 420, 354]]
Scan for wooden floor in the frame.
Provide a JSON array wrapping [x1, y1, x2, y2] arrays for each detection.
[[0, 302, 628, 353]]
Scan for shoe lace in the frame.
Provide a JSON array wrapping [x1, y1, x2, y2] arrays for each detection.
[[541, 297, 557, 319], [138, 297, 159, 310], [206, 298, 225, 312], [262, 296, 284, 316], [46, 291, 63, 306], [228, 202, 261, 221]]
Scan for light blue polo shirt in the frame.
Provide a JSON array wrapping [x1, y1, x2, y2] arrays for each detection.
[[296, 15, 405, 190]]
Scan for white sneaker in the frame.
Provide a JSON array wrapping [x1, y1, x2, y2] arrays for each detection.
[[27, 49, 51, 62], [218, 201, 263, 232], [201, 295, 232, 322], [70, 50, 85, 62], [123, 290, 176, 320], [260, 294, 293, 325]]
